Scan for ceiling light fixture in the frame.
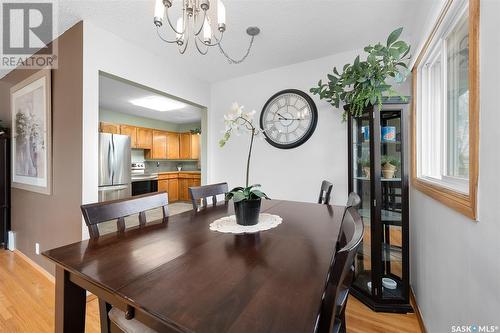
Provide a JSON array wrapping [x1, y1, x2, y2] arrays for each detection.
[[153, 0, 260, 64], [130, 96, 187, 112]]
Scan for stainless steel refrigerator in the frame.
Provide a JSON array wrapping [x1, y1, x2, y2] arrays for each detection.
[[99, 133, 131, 202]]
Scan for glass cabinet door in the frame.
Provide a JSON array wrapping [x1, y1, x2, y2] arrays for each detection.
[[350, 110, 373, 297], [377, 108, 405, 300]]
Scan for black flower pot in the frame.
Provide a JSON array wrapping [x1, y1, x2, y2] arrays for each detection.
[[234, 199, 261, 226]]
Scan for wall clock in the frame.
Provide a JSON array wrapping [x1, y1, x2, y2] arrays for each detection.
[[260, 89, 318, 149]]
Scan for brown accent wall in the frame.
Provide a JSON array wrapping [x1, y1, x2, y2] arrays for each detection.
[[0, 22, 83, 274]]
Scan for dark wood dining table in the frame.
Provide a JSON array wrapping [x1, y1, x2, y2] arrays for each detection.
[[43, 199, 344, 333]]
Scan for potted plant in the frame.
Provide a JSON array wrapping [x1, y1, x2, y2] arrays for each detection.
[[219, 103, 270, 226], [310, 27, 411, 120], [357, 158, 371, 179], [381, 155, 400, 179]]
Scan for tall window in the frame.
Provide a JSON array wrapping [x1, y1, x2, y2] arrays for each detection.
[[413, 0, 479, 219]]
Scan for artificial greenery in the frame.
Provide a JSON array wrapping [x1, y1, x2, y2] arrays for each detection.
[[381, 155, 400, 167], [190, 128, 201, 134], [357, 158, 370, 167], [310, 27, 411, 120], [226, 184, 269, 203]]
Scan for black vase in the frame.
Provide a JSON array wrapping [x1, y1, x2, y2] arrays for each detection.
[[234, 199, 261, 226]]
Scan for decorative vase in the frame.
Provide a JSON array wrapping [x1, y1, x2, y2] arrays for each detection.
[[381, 163, 396, 179], [363, 167, 371, 179], [234, 198, 261, 226]]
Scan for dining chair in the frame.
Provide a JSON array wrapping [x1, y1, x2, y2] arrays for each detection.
[[316, 207, 364, 333], [80, 192, 169, 333], [189, 182, 229, 211], [318, 180, 334, 205]]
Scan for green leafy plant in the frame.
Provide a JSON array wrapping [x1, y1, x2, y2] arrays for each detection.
[[310, 27, 411, 120], [381, 155, 400, 167], [226, 184, 269, 203], [357, 158, 370, 167], [220, 103, 270, 202]]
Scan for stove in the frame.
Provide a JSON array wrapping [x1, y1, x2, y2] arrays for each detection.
[[131, 163, 158, 195]]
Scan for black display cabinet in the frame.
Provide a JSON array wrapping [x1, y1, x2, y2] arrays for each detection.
[[347, 97, 412, 313]]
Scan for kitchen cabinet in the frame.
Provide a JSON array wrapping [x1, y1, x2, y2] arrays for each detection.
[[100, 122, 120, 134], [191, 134, 200, 160], [119, 125, 137, 148], [168, 179, 179, 202], [158, 179, 169, 194], [166, 132, 180, 160], [146, 130, 168, 160], [136, 127, 153, 149], [179, 133, 192, 160], [178, 178, 189, 201]]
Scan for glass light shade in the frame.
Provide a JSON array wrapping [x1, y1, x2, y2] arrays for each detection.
[[154, 0, 164, 20], [176, 17, 184, 40], [203, 17, 212, 42], [217, 0, 226, 24]]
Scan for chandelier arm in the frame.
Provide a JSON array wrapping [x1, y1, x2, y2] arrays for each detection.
[[165, 6, 187, 35], [218, 35, 255, 64], [194, 35, 209, 55], [178, 25, 190, 55], [193, 9, 207, 37], [156, 26, 179, 44]]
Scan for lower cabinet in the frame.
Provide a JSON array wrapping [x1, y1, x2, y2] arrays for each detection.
[[158, 173, 200, 203]]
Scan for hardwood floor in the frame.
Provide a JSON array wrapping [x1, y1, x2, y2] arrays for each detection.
[[0, 250, 421, 332]]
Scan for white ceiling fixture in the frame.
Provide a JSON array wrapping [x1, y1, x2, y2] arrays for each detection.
[[153, 0, 260, 64], [130, 95, 187, 112]]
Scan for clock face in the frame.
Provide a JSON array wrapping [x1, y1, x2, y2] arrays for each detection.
[[260, 89, 318, 149]]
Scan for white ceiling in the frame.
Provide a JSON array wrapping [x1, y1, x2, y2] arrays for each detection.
[[1, 0, 435, 82], [99, 73, 203, 123]]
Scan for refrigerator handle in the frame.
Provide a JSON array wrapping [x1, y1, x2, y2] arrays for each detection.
[[111, 135, 116, 183], [107, 140, 113, 182]]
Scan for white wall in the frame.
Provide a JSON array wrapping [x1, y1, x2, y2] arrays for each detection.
[[410, 1, 500, 331], [209, 50, 364, 205], [82, 22, 211, 238]]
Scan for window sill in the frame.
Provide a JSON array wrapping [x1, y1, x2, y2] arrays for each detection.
[[412, 176, 477, 220]]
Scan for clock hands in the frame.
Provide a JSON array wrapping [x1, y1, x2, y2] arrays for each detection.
[[277, 112, 303, 121]]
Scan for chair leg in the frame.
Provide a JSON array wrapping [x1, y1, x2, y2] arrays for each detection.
[[339, 298, 347, 333], [98, 299, 112, 333]]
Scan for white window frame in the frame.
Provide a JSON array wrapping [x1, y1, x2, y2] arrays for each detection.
[[416, 0, 470, 195]]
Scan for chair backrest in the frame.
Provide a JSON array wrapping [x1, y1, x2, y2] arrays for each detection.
[[81, 192, 169, 238], [316, 207, 364, 333], [318, 180, 333, 205], [346, 192, 361, 208], [189, 182, 229, 211]]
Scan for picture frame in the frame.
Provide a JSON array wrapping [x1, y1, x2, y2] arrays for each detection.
[[10, 69, 52, 195]]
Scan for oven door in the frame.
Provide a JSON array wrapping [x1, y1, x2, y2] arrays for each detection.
[[132, 179, 158, 196]]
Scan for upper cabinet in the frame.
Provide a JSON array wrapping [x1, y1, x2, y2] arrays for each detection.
[[191, 133, 200, 160], [136, 127, 153, 149], [119, 125, 137, 148], [179, 133, 191, 159], [166, 132, 180, 160], [100, 122, 120, 134], [99, 122, 200, 160]]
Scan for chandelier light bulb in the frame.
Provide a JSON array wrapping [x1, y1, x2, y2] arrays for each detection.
[[154, 0, 164, 26], [217, 0, 226, 25], [176, 17, 184, 41], [203, 17, 212, 43]]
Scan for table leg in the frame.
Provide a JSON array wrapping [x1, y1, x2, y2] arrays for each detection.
[[55, 266, 86, 333]]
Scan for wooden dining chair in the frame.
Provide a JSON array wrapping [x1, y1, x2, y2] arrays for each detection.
[[189, 182, 229, 211], [318, 180, 334, 205], [80, 192, 169, 333], [316, 207, 364, 333]]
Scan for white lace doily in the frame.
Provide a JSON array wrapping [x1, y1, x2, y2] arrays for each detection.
[[209, 213, 283, 234]]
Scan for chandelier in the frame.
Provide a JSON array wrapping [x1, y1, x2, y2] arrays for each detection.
[[153, 0, 260, 64]]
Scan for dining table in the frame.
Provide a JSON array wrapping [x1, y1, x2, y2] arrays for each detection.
[[43, 199, 345, 333]]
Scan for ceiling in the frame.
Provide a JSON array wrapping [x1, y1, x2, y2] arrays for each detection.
[[99, 74, 203, 124], [1, 0, 435, 82]]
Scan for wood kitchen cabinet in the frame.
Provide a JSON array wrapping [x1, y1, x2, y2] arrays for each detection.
[[119, 125, 137, 148], [146, 130, 167, 160], [178, 178, 190, 201], [166, 132, 180, 159], [179, 133, 192, 160], [191, 134, 200, 160], [158, 179, 169, 193], [168, 179, 179, 202], [158, 172, 200, 202], [136, 127, 153, 149], [100, 122, 120, 134]]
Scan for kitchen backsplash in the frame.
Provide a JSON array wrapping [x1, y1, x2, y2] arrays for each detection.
[[132, 149, 200, 172]]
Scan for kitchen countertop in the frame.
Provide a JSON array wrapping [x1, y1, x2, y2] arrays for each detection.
[[155, 171, 201, 175]]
